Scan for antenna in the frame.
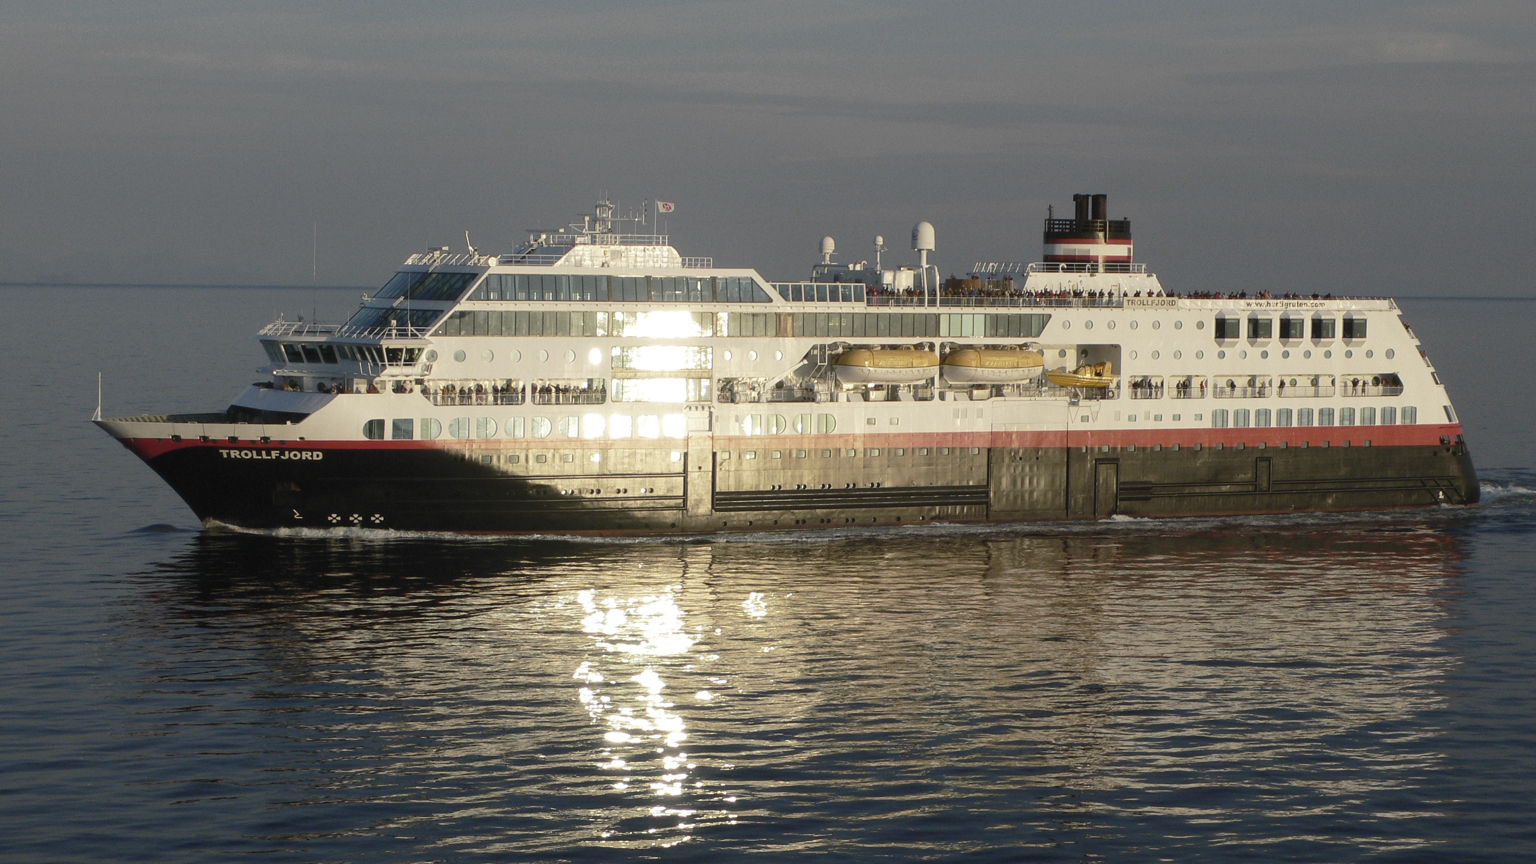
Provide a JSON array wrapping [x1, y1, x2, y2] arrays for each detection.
[[92, 372, 102, 422], [873, 235, 886, 271], [466, 229, 478, 257]]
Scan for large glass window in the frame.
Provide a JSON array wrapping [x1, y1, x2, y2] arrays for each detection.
[[391, 418, 414, 440], [1342, 318, 1367, 339], [611, 377, 711, 402], [1215, 318, 1241, 339], [612, 346, 711, 371], [1312, 317, 1336, 339], [1247, 318, 1273, 339], [375, 270, 478, 303], [1279, 318, 1306, 339], [611, 310, 713, 338]]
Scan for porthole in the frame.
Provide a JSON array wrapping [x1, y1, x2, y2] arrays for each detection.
[[425, 350, 438, 363], [1106, 320, 1115, 330], [1129, 350, 1138, 360], [481, 348, 494, 362], [1062, 320, 1071, 330], [588, 347, 602, 365], [1058, 349, 1068, 358], [453, 349, 467, 362], [748, 350, 758, 361], [1173, 350, 1182, 359], [724, 350, 733, 361], [1193, 320, 1201, 330], [1084, 320, 1094, 330], [1151, 350, 1160, 360], [1282, 350, 1290, 359], [1261, 350, 1269, 359], [1304, 349, 1312, 359], [1218, 350, 1226, 360], [1153, 321, 1162, 330], [1365, 349, 1373, 358], [1196, 350, 1204, 359], [1324, 350, 1332, 359], [1240, 350, 1248, 359], [1129, 320, 1138, 330], [1385, 348, 1394, 359], [1345, 350, 1353, 359], [510, 349, 522, 362], [538, 349, 549, 362], [564, 349, 576, 362], [774, 351, 783, 361]]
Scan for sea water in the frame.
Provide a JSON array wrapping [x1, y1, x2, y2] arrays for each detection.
[[1, 286, 1533, 862]]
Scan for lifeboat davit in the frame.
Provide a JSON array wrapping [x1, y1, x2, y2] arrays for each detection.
[[1046, 360, 1116, 388], [941, 346, 1045, 383], [833, 346, 939, 384]]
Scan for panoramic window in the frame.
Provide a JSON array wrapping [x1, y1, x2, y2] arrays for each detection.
[[1312, 318, 1336, 339], [1247, 318, 1273, 339], [1214, 318, 1241, 339], [1342, 318, 1367, 339], [1279, 318, 1306, 340]]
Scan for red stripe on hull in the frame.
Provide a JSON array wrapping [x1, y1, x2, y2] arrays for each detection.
[[116, 423, 1465, 462]]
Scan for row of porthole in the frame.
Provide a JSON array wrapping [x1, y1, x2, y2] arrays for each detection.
[[427, 347, 789, 365], [1118, 348, 1394, 362], [1060, 319, 1200, 331]]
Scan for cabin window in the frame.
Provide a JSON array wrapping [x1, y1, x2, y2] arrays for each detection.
[[1233, 409, 1250, 428], [1280, 318, 1306, 340], [478, 417, 499, 438], [1339, 407, 1355, 425], [1318, 407, 1335, 426], [1342, 318, 1367, 339], [530, 417, 552, 438], [1360, 406, 1377, 425], [1247, 318, 1273, 339], [1401, 406, 1416, 424], [1214, 318, 1240, 339], [1312, 318, 1336, 339], [391, 418, 414, 440], [363, 419, 385, 440], [1211, 409, 1229, 428], [817, 414, 837, 434], [1254, 408, 1272, 427]]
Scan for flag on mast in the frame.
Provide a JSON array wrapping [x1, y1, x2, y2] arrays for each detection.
[[655, 201, 675, 213]]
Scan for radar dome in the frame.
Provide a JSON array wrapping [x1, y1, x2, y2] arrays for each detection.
[[911, 221, 935, 252], [821, 236, 836, 256]]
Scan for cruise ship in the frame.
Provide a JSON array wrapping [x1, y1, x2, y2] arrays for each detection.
[[95, 195, 1478, 533]]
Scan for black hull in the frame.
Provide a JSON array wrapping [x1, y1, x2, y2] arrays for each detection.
[[128, 438, 1479, 534]]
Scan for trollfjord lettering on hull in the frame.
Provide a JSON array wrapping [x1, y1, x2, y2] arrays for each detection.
[[218, 449, 324, 461]]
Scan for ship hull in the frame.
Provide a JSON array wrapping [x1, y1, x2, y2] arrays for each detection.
[[103, 423, 1479, 533]]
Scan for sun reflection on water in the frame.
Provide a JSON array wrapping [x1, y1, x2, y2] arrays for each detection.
[[572, 585, 718, 846]]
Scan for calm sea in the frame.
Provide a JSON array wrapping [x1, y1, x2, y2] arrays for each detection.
[[2, 286, 1534, 863]]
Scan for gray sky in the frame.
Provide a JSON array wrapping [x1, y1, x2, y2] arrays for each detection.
[[3, 1, 1533, 296]]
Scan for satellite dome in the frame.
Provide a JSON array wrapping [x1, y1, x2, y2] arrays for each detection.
[[821, 236, 836, 256], [911, 221, 935, 252]]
